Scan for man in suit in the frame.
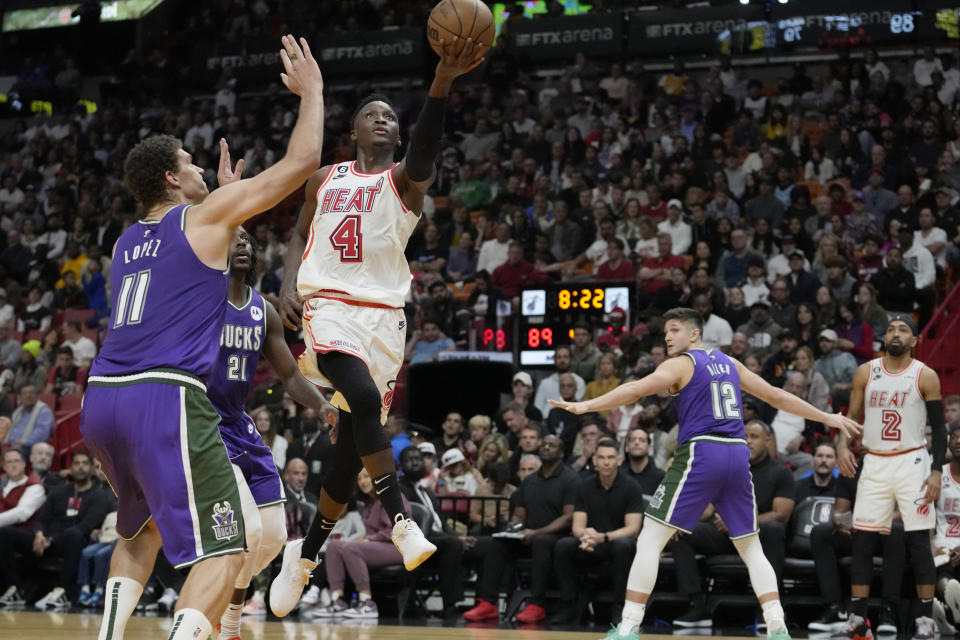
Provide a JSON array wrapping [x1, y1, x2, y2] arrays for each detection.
[[285, 408, 333, 496], [283, 457, 316, 538], [786, 249, 820, 304]]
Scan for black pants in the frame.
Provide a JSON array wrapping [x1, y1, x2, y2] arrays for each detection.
[[474, 534, 560, 606], [423, 533, 463, 608], [809, 522, 906, 602], [554, 535, 635, 605], [0, 525, 85, 598], [671, 520, 787, 592]]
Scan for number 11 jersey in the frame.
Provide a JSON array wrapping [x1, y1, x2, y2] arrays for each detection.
[[297, 161, 418, 308]]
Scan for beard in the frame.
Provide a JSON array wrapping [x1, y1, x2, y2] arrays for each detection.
[[886, 341, 910, 356]]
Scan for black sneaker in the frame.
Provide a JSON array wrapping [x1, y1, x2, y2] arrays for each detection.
[[808, 602, 848, 632], [548, 606, 580, 626], [673, 605, 713, 628], [876, 602, 897, 635], [840, 613, 874, 640]]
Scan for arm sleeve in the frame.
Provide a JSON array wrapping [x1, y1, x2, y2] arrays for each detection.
[[929, 399, 947, 471], [405, 98, 447, 182]]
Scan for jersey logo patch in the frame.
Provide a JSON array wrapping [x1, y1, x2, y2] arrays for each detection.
[[251, 306, 263, 321], [211, 501, 240, 541], [399, 320, 406, 331], [917, 503, 931, 518], [649, 484, 666, 509]]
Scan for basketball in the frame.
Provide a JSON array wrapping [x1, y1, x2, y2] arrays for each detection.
[[427, 0, 494, 57]]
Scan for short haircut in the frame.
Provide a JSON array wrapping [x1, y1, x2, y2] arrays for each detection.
[[57, 346, 74, 358], [608, 237, 625, 250], [519, 453, 542, 469], [555, 345, 572, 357], [351, 93, 395, 130], [596, 438, 619, 453], [399, 445, 421, 462], [663, 307, 704, 334], [71, 450, 92, 465], [123, 134, 182, 209], [746, 418, 773, 436], [486, 461, 510, 485], [520, 424, 542, 437], [824, 255, 847, 269], [502, 401, 525, 415], [3, 448, 25, 463], [66, 319, 82, 332]]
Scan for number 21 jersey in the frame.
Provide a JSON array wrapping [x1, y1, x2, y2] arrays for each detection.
[[862, 357, 928, 452], [297, 162, 418, 308]]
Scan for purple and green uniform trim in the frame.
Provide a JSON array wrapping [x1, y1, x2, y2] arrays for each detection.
[[644, 348, 758, 538]]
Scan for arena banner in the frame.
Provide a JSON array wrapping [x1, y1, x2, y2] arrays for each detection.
[[507, 13, 623, 60], [205, 27, 423, 79], [627, 5, 767, 56]]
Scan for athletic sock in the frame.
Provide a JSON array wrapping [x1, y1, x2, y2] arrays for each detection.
[[168, 608, 211, 640], [301, 515, 339, 561], [617, 600, 646, 635], [919, 597, 934, 619], [358, 592, 372, 602], [372, 472, 406, 522], [219, 602, 243, 637], [850, 597, 868, 618], [99, 577, 142, 640], [761, 599, 787, 634]]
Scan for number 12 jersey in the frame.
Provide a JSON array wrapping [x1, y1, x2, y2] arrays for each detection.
[[297, 161, 418, 307]]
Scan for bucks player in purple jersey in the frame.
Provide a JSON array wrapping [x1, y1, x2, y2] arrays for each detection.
[[210, 227, 336, 640], [549, 307, 862, 640], [79, 35, 325, 640]]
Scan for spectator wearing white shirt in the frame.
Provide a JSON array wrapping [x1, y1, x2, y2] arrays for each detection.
[[532, 346, 586, 416], [741, 255, 771, 308], [184, 112, 214, 151], [0, 448, 46, 529], [864, 49, 890, 82], [914, 47, 944, 87], [61, 319, 97, 369], [766, 235, 808, 284], [895, 224, 938, 326], [477, 222, 512, 275], [693, 294, 733, 353], [599, 63, 629, 101], [769, 372, 814, 477], [916, 207, 949, 268], [657, 199, 692, 255], [0, 290, 13, 329], [0, 174, 24, 216]]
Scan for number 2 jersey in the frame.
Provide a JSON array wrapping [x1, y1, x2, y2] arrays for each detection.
[[297, 161, 418, 308], [206, 286, 266, 428], [674, 348, 747, 444], [862, 357, 928, 453], [90, 205, 228, 379], [936, 465, 960, 550]]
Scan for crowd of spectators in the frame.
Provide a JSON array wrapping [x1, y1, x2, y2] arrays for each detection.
[[1, 0, 960, 629]]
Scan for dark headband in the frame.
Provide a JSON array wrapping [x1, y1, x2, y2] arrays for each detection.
[[887, 314, 918, 336]]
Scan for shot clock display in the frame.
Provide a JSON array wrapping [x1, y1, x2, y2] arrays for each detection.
[[518, 283, 633, 366]]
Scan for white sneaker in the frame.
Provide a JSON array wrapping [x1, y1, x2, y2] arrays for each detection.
[[156, 587, 178, 613], [391, 516, 437, 571], [947, 579, 960, 624], [269, 539, 317, 617], [342, 599, 378, 619], [914, 616, 937, 640], [242, 589, 267, 617], [299, 585, 321, 608], [934, 599, 956, 635], [0, 586, 25, 606], [34, 587, 70, 609]]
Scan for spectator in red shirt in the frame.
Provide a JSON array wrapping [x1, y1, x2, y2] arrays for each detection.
[[44, 346, 86, 396], [596, 238, 634, 281], [638, 234, 685, 293], [642, 183, 667, 221], [596, 307, 629, 353], [853, 233, 884, 282], [828, 183, 852, 216], [491, 242, 550, 299]]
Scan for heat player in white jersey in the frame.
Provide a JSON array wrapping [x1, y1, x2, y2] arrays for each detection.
[[838, 315, 946, 638], [934, 428, 960, 602], [268, 39, 486, 618]]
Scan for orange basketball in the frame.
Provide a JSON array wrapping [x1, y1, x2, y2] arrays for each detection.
[[426, 0, 494, 58]]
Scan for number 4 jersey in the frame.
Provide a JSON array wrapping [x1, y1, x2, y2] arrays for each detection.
[[90, 205, 228, 379], [297, 161, 419, 307], [862, 357, 928, 453], [675, 348, 747, 444]]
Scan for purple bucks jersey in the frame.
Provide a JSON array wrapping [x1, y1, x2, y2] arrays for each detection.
[[207, 287, 266, 427], [675, 348, 746, 444], [90, 205, 228, 379]]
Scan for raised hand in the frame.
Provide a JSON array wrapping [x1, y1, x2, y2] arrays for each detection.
[[435, 36, 486, 82], [279, 34, 323, 97], [217, 138, 245, 187]]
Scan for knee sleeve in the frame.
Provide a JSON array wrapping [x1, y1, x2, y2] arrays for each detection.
[[254, 504, 287, 573], [322, 449, 365, 505], [907, 530, 936, 585], [851, 530, 880, 585], [317, 352, 391, 456], [733, 533, 779, 598], [625, 518, 677, 595]]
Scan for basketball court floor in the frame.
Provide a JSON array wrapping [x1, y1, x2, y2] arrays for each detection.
[[1, 610, 769, 639]]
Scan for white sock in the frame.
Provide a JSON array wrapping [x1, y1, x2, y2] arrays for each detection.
[[81, 585, 91, 594], [220, 602, 243, 637], [358, 592, 371, 602], [98, 577, 143, 640], [618, 600, 646, 635], [331, 590, 343, 602], [762, 599, 787, 634], [168, 608, 212, 640]]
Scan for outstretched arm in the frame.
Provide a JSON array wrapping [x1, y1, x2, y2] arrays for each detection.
[[392, 37, 486, 211], [278, 167, 332, 329], [736, 359, 862, 440], [549, 356, 693, 414], [262, 299, 337, 427]]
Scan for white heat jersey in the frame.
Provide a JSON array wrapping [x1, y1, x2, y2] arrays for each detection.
[[935, 465, 960, 550], [862, 357, 928, 453], [297, 161, 418, 307]]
